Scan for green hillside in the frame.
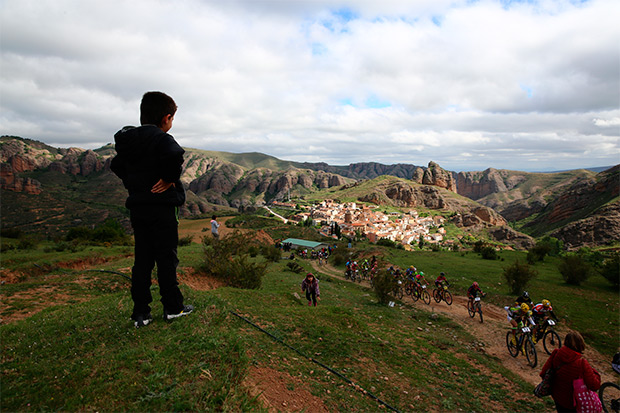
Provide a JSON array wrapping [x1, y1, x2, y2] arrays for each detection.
[[1, 227, 617, 411]]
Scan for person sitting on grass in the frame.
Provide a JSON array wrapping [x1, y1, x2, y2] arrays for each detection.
[[301, 273, 320, 307]]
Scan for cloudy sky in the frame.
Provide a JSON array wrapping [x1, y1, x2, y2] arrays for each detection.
[[1, 0, 618, 172]]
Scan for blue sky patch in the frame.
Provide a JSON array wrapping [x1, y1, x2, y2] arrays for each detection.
[[520, 84, 534, 98]]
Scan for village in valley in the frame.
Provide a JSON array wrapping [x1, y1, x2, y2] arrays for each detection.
[[270, 199, 450, 248]]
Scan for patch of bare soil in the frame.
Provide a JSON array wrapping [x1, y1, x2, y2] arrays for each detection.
[[0, 286, 91, 325], [0, 265, 224, 325], [310, 261, 617, 387], [243, 365, 328, 413], [0, 269, 23, 284], [178, 267, 226, 291], [179, 217, 275, 246]]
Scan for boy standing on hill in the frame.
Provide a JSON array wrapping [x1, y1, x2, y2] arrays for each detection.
[[111, 91, 193, 328]]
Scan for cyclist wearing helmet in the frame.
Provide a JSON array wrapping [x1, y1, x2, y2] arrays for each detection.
[[434, 272, 449, 288], [531, 299, 558, 340], [467, 282, 485, 308], [515, 291, 533, 307], [506, 302, 536, 343], [415, 270, 428, 289], [532, 299, 557, 321]]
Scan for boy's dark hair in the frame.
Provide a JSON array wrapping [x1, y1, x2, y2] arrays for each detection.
[[140, 91, 177, 127]]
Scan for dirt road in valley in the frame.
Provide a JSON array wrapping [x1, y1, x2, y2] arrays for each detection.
[[310, 261, 617, 387]]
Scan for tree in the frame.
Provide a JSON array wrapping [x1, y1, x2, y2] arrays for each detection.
[[558, 254, 591, 286], [503, 260, 538, 295], [599, 253, 620, 288]]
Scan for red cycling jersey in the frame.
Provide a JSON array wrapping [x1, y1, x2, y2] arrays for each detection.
[[532, 303, 553, 315]]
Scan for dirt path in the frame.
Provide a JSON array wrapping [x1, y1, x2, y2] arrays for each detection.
[[310, 261, 617, 387]]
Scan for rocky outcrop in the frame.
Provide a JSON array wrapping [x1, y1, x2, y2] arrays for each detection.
[[80, 150, 104, 176], [359, 179, 506, 229], [456, 168, 515, 200], [488, 226, 535, 250], [0, 163, 42, 194], [411, 162, 457, 192], [551, 201, 620, 250], [522, 165, 620, 246]]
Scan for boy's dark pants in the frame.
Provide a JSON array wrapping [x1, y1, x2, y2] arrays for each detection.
[[130, 205, 184, 319]]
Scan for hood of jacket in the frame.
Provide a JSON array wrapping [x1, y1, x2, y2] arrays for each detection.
[[111, 125, 185, 208], [553, 345, 582, 365]]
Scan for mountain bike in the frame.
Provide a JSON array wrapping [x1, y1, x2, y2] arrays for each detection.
[[467, 294, 485, 323], [506, 325, 537, 368], [600, 382, 620, 413], [392, 279, 404, 300], [405, 278, 417, 297], [432, 284, 452, 305], [412, 283, 430, 304], [534, 318, 561, 355]]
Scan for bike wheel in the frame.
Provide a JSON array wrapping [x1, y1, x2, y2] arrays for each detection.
[[411, 289, 419, 302], [524, 338, 537, 368], [357, 274, 362, 283], [599, 382, 620, 413], [467, 301, 475, 318], [398, 286, 404, 300], [421, 290, 431, 305], [478, 304, 483, 323], [542, 330, 561, 355], [506, 332, 519, 357], [432, 289, 441, 303], [444, 291, 453, 306], [405, 284, 414, 297]]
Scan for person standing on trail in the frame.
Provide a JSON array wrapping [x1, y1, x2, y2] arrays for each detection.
[[301, 273, 320, 307], [210, 215, 220, 239], [539, 331, 601, 413], [111, 91, 193, 328]]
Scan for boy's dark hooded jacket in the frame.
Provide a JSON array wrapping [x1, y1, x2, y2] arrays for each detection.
[[111, 125, 185, 208]]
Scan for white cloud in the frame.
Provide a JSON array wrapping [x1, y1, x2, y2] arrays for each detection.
[[1, 0, 618, 172]]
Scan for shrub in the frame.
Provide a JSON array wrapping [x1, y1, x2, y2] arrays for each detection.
[[480, 246, 498, 260], [332, 254, 345, 266], [199, 230, 266, 289], [558, 254, 591, 286], [372, 270, 396, 305], [17, 238, 36, 250], [527, 243, 552, 264], [330, 246, 349, 267], [473, 240, 486, 253], [537, 236, 564, 256], [65, 219, 131, 245], [1, 228, 22, 238], [377, 238, 398, 248], [178, 235, 194, 247], [261, 245, 281, 262], [502, 260, 538, 295], [286, 261, 304, 273], [599, 253, 620, 288]]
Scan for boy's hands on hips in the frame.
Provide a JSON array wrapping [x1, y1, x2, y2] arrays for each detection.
[[151, 179, 174, 193]]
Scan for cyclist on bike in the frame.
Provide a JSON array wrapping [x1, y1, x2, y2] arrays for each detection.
[[467, 282, 485, 307], [415, 271, 428, 292], [515, 291, 533, 307], [434, 272, 449, 288], [506, 303, 536, 344], [531, 299, 558, 342]]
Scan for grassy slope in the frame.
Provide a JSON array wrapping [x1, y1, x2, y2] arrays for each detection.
[[2, 234, 618, 411]]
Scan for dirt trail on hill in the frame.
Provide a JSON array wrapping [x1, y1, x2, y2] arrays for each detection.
[[310, 261, 617, 387]]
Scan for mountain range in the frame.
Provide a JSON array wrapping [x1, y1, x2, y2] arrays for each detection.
[[1, 135, 618, 250]]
